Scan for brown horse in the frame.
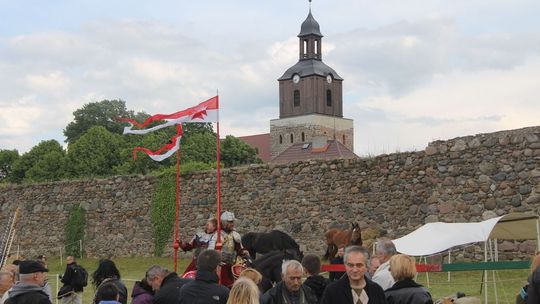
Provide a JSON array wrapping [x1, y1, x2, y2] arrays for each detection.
[[324, 222, 362, 260]]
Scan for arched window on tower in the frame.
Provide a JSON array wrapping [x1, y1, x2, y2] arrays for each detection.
[[294, 90, 300, 107], [290, 134, 294, 143], [326, 89, 332, 107], [342, 135, 346, 145], [303, 40, 308, 58], [279, 135, 283, 144], [315, 40, 318, 57], [301, 132, 305, 142]]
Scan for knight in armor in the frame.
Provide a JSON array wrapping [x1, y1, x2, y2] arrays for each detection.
[[180, 218, 218, 275], [219, 211, 250, 288]]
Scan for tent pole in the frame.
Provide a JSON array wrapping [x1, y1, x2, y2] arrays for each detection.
[[484, 241, 488, 304], [494, 239, 499, 262], [423, 256, 430, 288], [489, 239, 498, 304]]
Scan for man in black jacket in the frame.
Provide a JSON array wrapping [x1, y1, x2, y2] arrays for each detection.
[[262, 260, 318, 304], [146, 265, 189, 304], [178, 249, 229, 304], [302, 254, 330, 303], [59, 256, 83, 304], [5, 260, 51, 304], [321, 246, 386, 304]]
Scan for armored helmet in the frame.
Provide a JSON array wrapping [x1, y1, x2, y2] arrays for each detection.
[[221, 211, 236, 222]]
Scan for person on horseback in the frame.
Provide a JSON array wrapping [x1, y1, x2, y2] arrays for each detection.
[[219, 211, 250, 288], [180, 217, 218, 275]]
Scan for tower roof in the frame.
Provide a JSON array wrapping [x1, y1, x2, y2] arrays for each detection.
[[278, 59, 343, 81], [298, 10, 323, 37]]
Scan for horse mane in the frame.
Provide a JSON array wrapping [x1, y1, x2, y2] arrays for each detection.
[[241, 232, 259, 246], [270, 230, 300, 249]]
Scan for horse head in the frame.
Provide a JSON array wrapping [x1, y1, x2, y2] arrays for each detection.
[[283, 248, 303, 261], [350, 222, 363, 246]]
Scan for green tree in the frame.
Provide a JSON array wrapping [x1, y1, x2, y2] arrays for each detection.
[[25, 150, 67, 182], [181, 123, 214, 137], [220, 135, 261, 167], [64, 99, 146, 144], [182, 132, 217, 163], [10, 140, 66, 183], [66, 126, 125, 177], [0, 149, 19, 182]]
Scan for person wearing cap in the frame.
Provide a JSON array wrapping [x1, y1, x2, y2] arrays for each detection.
[[5, 260, 51, 304], [219, 211, 250, 288], [180, 217, 219, 275]]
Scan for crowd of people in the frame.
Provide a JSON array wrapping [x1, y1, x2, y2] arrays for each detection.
[[2, 212, 538, 304]]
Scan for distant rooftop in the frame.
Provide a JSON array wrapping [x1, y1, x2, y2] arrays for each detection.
[[237, 133, 271, 162], [272, 139, 359, 163]]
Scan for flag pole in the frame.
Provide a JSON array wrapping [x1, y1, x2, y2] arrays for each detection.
[[215, 93, 222, 252], [173, 125, 182, 273]]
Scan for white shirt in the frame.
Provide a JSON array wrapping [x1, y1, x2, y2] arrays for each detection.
[[371, 260, 394, 290]]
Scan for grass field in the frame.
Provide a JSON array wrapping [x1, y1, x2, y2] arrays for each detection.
[[41, 257, 528, 304], [44, 257, 190, 304]]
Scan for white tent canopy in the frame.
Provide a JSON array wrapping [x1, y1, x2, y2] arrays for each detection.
[[392, 213, 539, 256]]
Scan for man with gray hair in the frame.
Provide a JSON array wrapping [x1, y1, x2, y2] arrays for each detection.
[[321, 246, 386, 304], [261, 259, 317, 304], [5, 260, 51, 304], [145, 265, 189, 304], [371, 238, 397, 290]]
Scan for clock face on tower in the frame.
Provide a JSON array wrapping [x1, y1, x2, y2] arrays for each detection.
[[326, 74, 332, 84], [293, 74, 300, 84]]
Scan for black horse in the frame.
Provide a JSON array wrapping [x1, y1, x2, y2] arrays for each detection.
[[242, 230, 302, 259], [252, 249, 301, 293]]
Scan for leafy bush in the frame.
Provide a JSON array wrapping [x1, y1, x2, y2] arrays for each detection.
[[64, 205, 86, 257], [150, 161, 215, 256]]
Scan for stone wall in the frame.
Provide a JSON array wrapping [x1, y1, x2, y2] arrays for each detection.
[[0, 176, 155, 258], [1, 126, 539, 259]]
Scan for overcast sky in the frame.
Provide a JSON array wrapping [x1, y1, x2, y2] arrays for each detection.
[[1, 0, 539, 156]]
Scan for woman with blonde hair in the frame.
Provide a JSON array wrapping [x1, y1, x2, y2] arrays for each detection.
[[226, 278, 260, 304], [526, 252, 540, 303], [384, 254, 432, 304]]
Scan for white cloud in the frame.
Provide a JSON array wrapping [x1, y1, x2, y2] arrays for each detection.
[[352, 56, 540, 154], [0, 1, 539, 157], [0, 96, 43, 137], [24, 71, 71, 94]]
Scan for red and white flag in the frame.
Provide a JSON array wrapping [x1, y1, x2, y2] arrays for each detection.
[[120, 96, 218, 135], [132, 125, 183, 162]]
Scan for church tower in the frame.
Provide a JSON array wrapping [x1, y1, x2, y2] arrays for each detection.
[[270, 5, 354, 159]]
